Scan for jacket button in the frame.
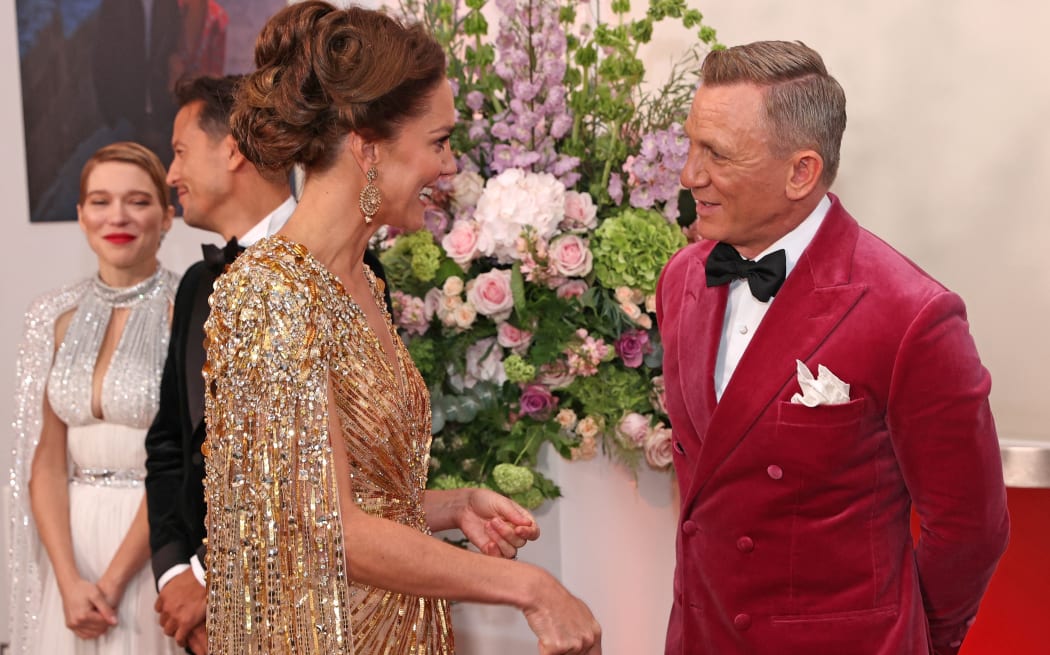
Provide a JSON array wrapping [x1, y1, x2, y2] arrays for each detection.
[[736, 536, 754, 553], [766, 464, 783, 480], [733, 613, 752, 631], [682, 520, 698, 536]]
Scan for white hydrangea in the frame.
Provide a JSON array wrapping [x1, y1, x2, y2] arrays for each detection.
[[473, 168, 566, 263]]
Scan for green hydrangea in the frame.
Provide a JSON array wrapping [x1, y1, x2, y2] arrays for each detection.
[[569, 365, 651, 421], [591, 208, 687, 294], [491, 463, 535, 495], [379, 230, 443, 296], [503, 354, 537, 384], [430, 474, 478, 490], [511, 487, 545, 510]]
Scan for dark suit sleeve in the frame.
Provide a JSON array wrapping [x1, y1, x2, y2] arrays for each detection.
[[887, 290, 1009, 655], [145, 264, 200, 583]]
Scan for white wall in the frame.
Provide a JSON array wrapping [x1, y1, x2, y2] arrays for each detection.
[[3, 0, 1049, 651]]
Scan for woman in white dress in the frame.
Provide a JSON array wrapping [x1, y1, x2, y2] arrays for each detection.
[[8, 142, 180, 655]]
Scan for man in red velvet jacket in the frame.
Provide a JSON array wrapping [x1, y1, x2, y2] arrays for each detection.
[[656, 40, 1009, 655]]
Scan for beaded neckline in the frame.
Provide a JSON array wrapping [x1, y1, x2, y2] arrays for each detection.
[[91, 268, 165, 307]]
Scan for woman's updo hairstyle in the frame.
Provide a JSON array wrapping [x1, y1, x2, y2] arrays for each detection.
[[231, 1, 447, 172]]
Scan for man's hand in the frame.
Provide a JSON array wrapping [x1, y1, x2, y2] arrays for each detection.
[[187, 622, 208, 655], [155, 568, 206, 647], [458, 488, 540, 559]]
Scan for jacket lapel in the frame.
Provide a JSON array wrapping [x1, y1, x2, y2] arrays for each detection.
[[682, 197, 868, 508], [677, 249, 726, 446]]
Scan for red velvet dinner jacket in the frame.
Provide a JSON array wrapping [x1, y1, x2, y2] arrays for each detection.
[[656, 196, 1009, 655]]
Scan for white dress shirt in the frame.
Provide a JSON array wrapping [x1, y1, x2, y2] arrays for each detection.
[[157, 196, 297, 590], [714, 195, 831, 400]]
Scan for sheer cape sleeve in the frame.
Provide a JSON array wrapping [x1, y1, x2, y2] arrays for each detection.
[[202, 247, 353, 654], [7, 281, 88, 654]]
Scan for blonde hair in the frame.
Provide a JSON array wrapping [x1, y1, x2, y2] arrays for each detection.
[[79, 141, 170, 207]]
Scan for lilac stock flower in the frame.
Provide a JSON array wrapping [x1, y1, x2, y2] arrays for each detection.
[[520, 383, 558, 420], [466, 91, 485, 112], [625, 123, 689, 221], [615, 330, 653, 368]]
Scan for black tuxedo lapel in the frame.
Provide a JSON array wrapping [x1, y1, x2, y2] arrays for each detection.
[[185, 269, 217, 432]]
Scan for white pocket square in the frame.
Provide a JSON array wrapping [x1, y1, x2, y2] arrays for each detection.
[[791, 360, 850, 407]]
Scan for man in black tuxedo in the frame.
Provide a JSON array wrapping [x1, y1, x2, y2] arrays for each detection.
[[144, 75, 293, 655]]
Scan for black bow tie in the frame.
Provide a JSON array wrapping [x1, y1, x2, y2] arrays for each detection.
[[202, 237, 246, 275], [705, 242, 787, 302]]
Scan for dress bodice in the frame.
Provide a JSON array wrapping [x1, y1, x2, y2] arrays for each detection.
[[47, 269, 177, 430]]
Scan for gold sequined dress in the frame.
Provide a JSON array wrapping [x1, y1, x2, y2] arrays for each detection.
[[203, 236, 454, 654]]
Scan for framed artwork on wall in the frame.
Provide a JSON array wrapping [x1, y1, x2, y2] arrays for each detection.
[[15, 0, 287, 222]]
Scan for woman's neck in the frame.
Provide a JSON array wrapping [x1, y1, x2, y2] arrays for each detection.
[[97, 258, 160, 288]]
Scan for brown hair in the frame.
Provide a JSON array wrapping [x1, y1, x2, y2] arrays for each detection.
[[231, 1, 447, 172], [174, 75, 244, 140], [701, 40, 847, 186], [79, 142, 170, 208]]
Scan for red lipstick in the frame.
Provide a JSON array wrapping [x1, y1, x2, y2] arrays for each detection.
[[104, 233, 136, 244]]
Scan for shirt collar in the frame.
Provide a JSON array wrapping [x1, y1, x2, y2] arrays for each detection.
[[753, 194, 831, 278], [237, 196, 296, 247]]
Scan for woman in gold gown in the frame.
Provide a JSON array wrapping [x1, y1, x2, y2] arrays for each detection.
[[201, 3, 602, 654]]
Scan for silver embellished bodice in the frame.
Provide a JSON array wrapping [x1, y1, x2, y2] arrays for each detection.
[[47, 268, 178, 429]]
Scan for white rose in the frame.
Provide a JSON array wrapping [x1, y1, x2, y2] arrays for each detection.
[[576, 416, 601, 440], [556, 408, 579, 431], [463, 337, 507, 388], [451, 171, 485, 212], [452, 302, 477, 330], [443, 275, 465, 297]]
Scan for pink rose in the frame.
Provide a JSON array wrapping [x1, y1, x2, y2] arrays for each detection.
[[561, 190, 598, 232], [556, 280, 589, 299], [548, 234, 593, 278], [441, 220, 480, 265], [497, 322, 533, 354], [467, 269, 515, 322], [644, 424, 674, 468], [617, 412, 650, 448], [615, 329, 652, 368], [519, 384, 558, 420]]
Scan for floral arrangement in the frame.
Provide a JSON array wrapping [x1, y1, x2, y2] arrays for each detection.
[[383, 0, 719, 507]]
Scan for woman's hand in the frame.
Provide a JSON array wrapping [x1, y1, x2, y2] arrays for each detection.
[[522, 569, 602, 655], [457, 488, 540, 559], [59, 577, 118, 639]]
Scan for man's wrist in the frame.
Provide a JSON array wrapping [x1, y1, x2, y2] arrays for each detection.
[[157, 563, 191, 591], [190, 554, 206, 586]]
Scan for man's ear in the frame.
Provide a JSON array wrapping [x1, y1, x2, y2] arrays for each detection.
[[785, 150, 824, 200], [224, 134, 247, 172]]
